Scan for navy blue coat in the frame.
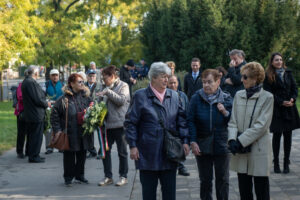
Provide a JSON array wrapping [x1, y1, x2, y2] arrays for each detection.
[[124, 86, 189, 170], [187, 89, 232, 155]]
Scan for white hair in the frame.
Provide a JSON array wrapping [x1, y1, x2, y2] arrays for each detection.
[[27, 65, 39, 76], [148, 62, 171, 80], [90, 61, 96, 66], [77, 71, 87, 82]]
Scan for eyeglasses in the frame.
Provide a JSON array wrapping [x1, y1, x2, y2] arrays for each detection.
[[241, 74, 248, 80], [77, 80, 84, 84]]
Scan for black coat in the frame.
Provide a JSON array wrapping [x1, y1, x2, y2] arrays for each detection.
[[223, 61, 245, 97], [120, 66, 132, 96], [50, 86, 93, 151], [184, 72, 203, 100], [263, 69, 300, 132], [21, 76, 48, 122]]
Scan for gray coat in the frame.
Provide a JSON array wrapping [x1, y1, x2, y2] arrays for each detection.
[[228, 89, 274, 176], [103, 79, 130, 129]]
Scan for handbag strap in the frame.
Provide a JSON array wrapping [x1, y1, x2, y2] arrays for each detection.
[[153, 103, 166, 130], [64, 98, 69, 132], [248, 98, 259, 128]]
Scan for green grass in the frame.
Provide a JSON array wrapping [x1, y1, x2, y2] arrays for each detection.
[[0, 101, 17, 154]]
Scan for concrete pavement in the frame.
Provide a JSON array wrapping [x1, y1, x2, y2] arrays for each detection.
[[1, 130, 300, 199]]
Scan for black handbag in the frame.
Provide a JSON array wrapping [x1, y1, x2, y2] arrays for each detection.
[[153, 104, 186, 163], [237, 98, 259, 154]]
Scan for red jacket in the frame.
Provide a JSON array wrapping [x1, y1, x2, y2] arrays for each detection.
[[14, 83, 24, 116]]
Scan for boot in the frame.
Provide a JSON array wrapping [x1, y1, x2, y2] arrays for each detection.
[[274, 159, 281, 173], [283, 159, 290, 174]]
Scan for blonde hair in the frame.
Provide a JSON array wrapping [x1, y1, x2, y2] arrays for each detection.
[[166, 61, 176, 69], [241, 62, 265, 84]]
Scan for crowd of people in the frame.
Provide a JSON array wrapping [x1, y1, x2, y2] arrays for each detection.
[[12, 50, 300, 200]]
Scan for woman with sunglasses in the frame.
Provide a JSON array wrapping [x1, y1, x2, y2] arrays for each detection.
[[228, 62, 274, 200], [263, 53, 300, 174], [51, 73, 93, 186]]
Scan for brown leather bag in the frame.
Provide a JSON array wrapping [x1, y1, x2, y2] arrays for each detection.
[[49, 98, 70, 151]]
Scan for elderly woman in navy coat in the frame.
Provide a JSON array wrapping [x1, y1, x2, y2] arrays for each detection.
[[188, 69, 232, 200], [125, 62, 190, 200]]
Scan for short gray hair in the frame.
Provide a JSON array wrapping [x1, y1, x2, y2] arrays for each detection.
[[148, 62, 171, 80], [27, 65, 39, 76], [90, 61, 96, 66], [229, 49, 246, 58]]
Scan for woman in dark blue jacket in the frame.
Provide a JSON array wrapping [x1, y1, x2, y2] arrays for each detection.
[[125, 62, 190, 200], [188, 69, 232, 200]]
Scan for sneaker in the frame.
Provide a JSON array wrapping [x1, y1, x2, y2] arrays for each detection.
[[115, 177, 128, 186], [98, 177, 113, 186], [65, 180, 72, 187], [86, 153, 97, 159], [75, 177, 89, 184]]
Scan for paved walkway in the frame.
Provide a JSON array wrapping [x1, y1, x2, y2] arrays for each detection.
[[1, 130, 300, 199]]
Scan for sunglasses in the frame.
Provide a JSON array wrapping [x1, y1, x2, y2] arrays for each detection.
[[77, 80, 84, 84], [242, 74, 248, 80]]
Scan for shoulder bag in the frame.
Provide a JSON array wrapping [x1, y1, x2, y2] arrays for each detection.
[[49, 98, 70, 151], [237, 97, 259, 154], [153, 104, 186, 163]]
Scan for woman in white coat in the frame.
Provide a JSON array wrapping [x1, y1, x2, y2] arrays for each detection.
[[228, 62, 274, 200]]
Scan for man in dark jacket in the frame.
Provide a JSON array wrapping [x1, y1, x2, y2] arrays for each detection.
[[223, 49, 246, 97], [120, 59, 136, 97], [22, 66, 50, 163], [184, 57, 203, 100]]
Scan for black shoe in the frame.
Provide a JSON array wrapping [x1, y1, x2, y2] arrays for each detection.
[[283, 161, 290, 174], [29, 158, 45, 163], [45, 149, 53, 154], [65, 180, 72, 187], [86, 153, 96, 159], [17, 153, 25, 159], [178, 167, 190, 176], [75, 177, 89, 184], [274, 161, 281, 173]]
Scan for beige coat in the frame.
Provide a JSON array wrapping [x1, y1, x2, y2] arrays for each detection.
[[228, 89, 274, 176], [103, 79, 130, 129]]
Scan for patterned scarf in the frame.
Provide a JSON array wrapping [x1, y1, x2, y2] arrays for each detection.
[[246, 84, 262, 99], [275, 68, 285, 81]]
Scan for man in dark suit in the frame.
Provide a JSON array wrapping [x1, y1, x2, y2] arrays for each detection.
[[22, 66, 51, 163], [184, 58, 203, 100]]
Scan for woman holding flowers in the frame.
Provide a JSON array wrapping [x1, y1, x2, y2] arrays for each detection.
[[97, 65, 130, 187], [51, 73, 93, 186]]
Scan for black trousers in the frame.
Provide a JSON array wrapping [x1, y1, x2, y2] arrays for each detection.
[[272, 131, 292, 162], [195, 154, 230, 200], [102, 128, 128, 178], [16, 116, 28, 155], [63, 150, 87, 181], [140, 169, 177, 200], [237, 173, 270, 200], [26, 122, 44, 160]]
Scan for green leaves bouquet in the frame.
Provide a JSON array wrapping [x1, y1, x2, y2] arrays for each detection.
[[82, 101, 107, 135]]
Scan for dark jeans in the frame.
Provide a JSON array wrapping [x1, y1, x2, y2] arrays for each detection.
[[272, 131, 292, 162], [16, 116, 28, 155], [195, 154, 230, 200], [102, 128, 128, 178], [26, 122, 44, 160], [140, 169, 176, 200], [63, 150, 87, 181], [237, 173, 270, 200]]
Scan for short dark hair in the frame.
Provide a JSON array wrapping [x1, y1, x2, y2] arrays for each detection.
[[215, 66, 228, 76], [102, 65, 119, 77], [191, 57, 201, 63], [68, 73, 83, 86], [201, 69, 221, 81]]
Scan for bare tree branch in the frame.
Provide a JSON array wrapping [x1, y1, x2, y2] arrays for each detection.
[[65, 0, 80, 13]]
